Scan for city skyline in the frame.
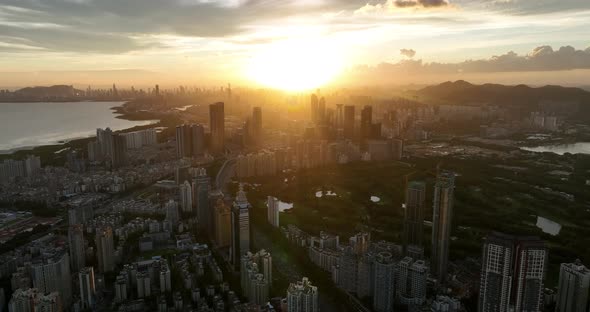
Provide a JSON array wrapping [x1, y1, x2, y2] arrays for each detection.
[[1, 1, 590, 311]]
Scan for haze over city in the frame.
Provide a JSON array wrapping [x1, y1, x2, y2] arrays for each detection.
[[1, 1, 590, 312]]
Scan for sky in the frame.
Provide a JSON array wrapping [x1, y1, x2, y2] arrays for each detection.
[[0, 0, 589, 89]]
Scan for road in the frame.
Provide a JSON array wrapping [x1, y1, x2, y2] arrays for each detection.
[[215, 157, 236, 193]]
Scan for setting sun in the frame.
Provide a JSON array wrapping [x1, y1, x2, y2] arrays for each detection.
[[244, 39, 345, 91]]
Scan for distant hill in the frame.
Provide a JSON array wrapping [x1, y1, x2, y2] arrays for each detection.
[[14, 85, 83, 97], [418, 80, 590, 108]]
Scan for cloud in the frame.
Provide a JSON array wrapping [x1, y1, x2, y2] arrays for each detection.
[[394, 0, 449, 8], [355, 0, 451, 14], [349, 45, 590, 77], [400, 48, 416, 58]]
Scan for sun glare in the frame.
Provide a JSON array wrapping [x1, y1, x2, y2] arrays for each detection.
[[245, 39, 344, 92]]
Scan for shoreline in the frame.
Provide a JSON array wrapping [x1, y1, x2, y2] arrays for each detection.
[[0, 98, 131, 103], [0, 99, 177, 164]]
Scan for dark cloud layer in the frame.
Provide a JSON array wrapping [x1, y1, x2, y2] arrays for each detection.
[[0, 0, 589, 55], [354, 45, 590, 75], [0, 0, 326, 53]]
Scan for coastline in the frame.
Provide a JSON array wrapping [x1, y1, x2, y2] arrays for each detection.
[[0, 100, 178, 165]]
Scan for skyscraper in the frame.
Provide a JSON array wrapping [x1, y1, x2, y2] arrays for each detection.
[[176, 124, 206, 158], [8, 288, 38, 312], [31, 250, 72, 305], [111, 133, 128, 168], [555, 260, 590, 312], [337, 247, 359, 293], [373, 252, 395, 312], [267, 196, 280, 228], [213, 194, 231, 247], [208, 188, 224, 239], [209, 102, 225, 154], [252, 107, 262, 146], [349, 232, 371, 255], [478, 232, 548, 312], [404, 181, 426, 253], [360, 105, 372, 140], [431, 171, 455, 283], [68, 224, 85, 272], [97, 127, 114, 159], [96, 226, 115, 273], [165, 200, 180, 228], [179, 180, 193, 213], [310, 94, 319, 124], [231, 184, 251, 267], [396, 257, 428, 306], [287, 277, 318, 312], [318, 97, 326, 124], [191, 124, 205, 156], [241, 250, 272, 305], [79, 267, 96, 310], [24, 155, 41, 176], [336, 104, 344, 129], [343, 105, 355, 139], [194, 168, 211, 231], [176, 124, 190, 158]]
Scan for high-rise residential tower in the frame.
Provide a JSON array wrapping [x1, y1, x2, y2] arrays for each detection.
[[555, 260, 590, 312], [404, 181, 426, 253], [287, 277, 318, 312], [343, 105, 355, 139], [179, 180, 193, 213], [68, 224, 85, 272], [231, 184, 251, 268], [213, 193, 231, 247], [318, 97, 326, 124], [360, 105, 373, 140], [310, 94, 319, 124], [79, 267, 96, 310], [478, 232, 548, 312], [373, 252, 395, 312], [252, 107, 262, 146], [431, 171, 455, 283], [111, 133, 128, 168], [209, 102, 225, 154], [31, 250, 72, 306], [96, 226, 115, 273], [194, 168, 211, 231], [267, 196, 280, 228]]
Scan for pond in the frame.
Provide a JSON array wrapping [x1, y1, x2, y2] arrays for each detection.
[[315, 190, 337, 198], [521, 142, 590, 155], [536, 216, 562, 236], [277, 201, 294, 212]]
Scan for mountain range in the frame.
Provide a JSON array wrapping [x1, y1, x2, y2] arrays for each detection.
[[418, 80, 590, 109]]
